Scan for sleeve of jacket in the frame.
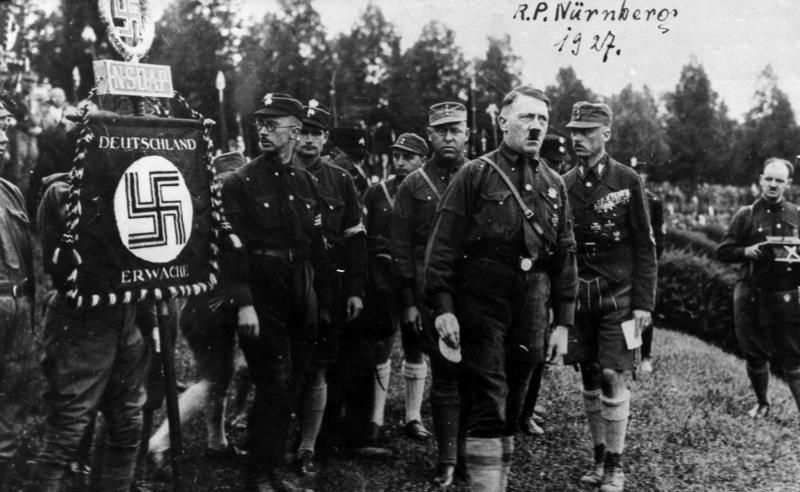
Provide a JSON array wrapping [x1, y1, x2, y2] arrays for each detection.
[[309, 176, 332, 312], [219, 171, 253, 307], [629, 174, 658, 312], [548, 176, 578, 327], [717, 206, 750, 263], [341, 174, 367, 299], [37, 180, 70, 286], [649, 193, 665, 259], [391, 178, 418, 308], [423, 166, 474, 315]]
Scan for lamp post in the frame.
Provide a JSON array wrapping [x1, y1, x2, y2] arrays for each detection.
[[216, 70, 228, 152]]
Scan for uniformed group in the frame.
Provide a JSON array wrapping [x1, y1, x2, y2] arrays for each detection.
[[1, 81, 798, 492]]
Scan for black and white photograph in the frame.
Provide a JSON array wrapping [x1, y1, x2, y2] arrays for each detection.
[[1, 0, 800, 491]]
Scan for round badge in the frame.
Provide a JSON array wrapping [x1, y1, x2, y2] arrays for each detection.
[[520, 257, 533, 272], [439, 338, 462, 363], [114, 155, 194, 263]]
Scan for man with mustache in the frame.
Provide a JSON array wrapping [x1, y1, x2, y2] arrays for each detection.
[[425, 86, 577, 491], [718, 158, 800, 420], [392, 102, 470, 486], [363, 133, 427, 447], [563, 102, 657, 492], [292, 100, 366, 474], [221, 92, 331, 492]]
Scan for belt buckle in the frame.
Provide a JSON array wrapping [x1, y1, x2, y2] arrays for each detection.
[[519, 257, 533, 272]]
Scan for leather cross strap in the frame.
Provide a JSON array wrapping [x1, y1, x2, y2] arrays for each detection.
[[380, 181, 395, 208], [477, 155, 545, 237], [418, 168, 442, 201]]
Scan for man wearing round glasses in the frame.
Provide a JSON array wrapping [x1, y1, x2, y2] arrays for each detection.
[[221, 92, 331, 492]]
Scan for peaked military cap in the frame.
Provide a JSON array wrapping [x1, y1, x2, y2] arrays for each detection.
[[391, 133, 428, 156], [429, 101, 467, 127], [565, 101, 613, 129], [329, 127, 369, 159], [252, 92, 304, 120], [302, 99, 331, 131], [541, 131, 570, 162]]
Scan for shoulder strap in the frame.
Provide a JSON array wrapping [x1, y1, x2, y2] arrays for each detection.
[[380, 181, 395, 208], [477, 155, 545, 237], [417, 168, 442, 202]]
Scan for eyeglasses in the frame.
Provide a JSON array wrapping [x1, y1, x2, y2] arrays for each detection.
[[299, 129, 325, 137], [254, 119, 297, 132]]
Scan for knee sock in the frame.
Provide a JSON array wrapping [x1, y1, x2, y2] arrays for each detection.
[[298, 382, 328, 454], [500, 436, 514, 491], [583, 389, 605, 452], [746, 362, 770, 406], [465, 437, 503, 492], [601, 389, 631, 455], [783, 366, 800, 414], [403, 360, 427, 423], [372, 361, 391, 426]]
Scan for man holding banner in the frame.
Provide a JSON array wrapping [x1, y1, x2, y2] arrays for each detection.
[[221, 92, 331, 492]]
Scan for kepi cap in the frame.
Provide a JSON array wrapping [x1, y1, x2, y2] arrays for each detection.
[[429, 101, 467, 127], [540, 132, 570, 162], [565, 101, 613, 129], [391, 133, 428, 156], [252, 92, 304, 120], [302, 99, 331, 131]]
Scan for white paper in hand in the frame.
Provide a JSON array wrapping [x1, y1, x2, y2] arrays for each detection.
[[439, 338, 462, 363], [621, 319, 642, 350]]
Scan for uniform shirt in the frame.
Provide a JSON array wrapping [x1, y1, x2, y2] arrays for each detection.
[[424, 142, 577, 327], [563, 154, 657, 311], [717, 197, 800, 292], [299, 155, 367, 298], [363, 176, 397, 260], [391, 155, 463, 307], [0, 178, 32, 286], [222, 153, 330, 307]]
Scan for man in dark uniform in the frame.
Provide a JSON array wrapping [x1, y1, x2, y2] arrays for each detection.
[[563, 102, 657, 492], [633, 160, 664, 374], [425, 86, 577, 491], [328, 128, 370, 197], [292, 100, 366, 473], [221, 92, 330, 492], [392, 102, 470, 486], [363, 133, 427, 443], [0, 118, 36, 491], [718, 158, 800, 419]]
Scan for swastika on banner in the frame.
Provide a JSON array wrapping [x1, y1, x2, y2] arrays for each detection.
[[114, 155, 194, 263], [110, 0, 142, 41]]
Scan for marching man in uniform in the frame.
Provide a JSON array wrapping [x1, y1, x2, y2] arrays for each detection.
[[424, 86, 577, 491], [563, 102, 657, 492], [718, 158, 800, 419]]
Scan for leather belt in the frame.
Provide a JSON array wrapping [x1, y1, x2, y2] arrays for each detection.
[[0, 279, 28, 298], [251, 248, 306, 263]]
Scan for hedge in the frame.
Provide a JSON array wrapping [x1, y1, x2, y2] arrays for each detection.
[[656, 247, 740, 355], [664, 228, 720, 258]]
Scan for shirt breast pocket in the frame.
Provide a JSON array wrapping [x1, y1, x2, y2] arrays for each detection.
[[254, 194, 284, 231], [538, 189, 563, 239], [319, 193, 345, 234], [0, 207, 29, 270], [412, 187, 438, 219], [477, 189, 514, 238]]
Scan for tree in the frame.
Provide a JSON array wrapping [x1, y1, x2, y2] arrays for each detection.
[[606, 84, 669, 170], [390, 21, 469, 134], [731, 65, 800, 184], [663, 60, 732, 185], [474, 35, 521, 151], [544, 66, 596, 133]]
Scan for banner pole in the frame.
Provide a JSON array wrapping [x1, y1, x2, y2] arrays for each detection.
[[157, 299, 183, 492]]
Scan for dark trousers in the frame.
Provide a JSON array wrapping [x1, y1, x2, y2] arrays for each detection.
[[0, 294, 35, 461], [33, 295, 147, 492], [455, 259, 550, 438], [239, 259, 317, 479]]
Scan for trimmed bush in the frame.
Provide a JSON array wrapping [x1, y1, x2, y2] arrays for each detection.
[[694, 222, 727, 243], [656, 248, 740, 355], [665, 228, 720, 258]]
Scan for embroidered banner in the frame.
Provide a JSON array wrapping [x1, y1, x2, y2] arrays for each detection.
[[68, 113, 215, 305]]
